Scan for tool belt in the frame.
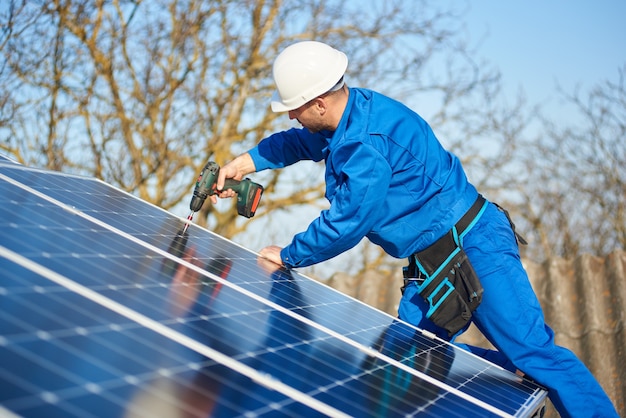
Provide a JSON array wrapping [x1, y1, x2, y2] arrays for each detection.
[[402, 195, 488, 337]]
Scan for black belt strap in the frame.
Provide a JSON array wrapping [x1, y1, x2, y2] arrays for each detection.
[[454, 194, 527, 244], [449, 194, 527, 245], [493, 202, 528, 245], [455, 194, 486, 236]]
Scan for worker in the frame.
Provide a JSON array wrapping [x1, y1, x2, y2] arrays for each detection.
[[215, 41, 618, 418]]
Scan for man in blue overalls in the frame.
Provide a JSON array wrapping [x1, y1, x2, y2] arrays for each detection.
[[215, 41, 618, 418]]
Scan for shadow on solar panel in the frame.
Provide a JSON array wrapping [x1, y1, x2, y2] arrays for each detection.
[[0, 160, 547, 417]]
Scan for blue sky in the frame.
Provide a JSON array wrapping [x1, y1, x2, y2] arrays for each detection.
[[463, 1, 625, 112]]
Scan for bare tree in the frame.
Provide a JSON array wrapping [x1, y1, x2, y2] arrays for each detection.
[[0, 1, 491, 233], [514, 66, 626, 260]]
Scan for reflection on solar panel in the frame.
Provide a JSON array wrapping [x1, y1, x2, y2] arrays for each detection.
[[0, 159, 547, 417]]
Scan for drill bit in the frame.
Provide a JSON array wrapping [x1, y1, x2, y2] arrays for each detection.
[[182, 211, 194, 234]]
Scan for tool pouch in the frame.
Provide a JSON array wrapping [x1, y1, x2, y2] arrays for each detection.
[[403, 228, 483, 337]]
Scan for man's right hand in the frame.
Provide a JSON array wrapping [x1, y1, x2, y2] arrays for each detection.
[[211, 153, 256, 204]]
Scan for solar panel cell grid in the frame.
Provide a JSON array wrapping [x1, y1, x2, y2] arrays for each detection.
[[0, 162, 547, 417]]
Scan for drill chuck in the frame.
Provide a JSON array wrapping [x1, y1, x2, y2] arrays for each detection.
[[189, 194, 206, 213]]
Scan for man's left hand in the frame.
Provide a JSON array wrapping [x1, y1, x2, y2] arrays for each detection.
[[258, 245, 284, 267]]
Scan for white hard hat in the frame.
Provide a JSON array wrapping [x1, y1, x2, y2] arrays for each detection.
[[270, 41, 348, 112]]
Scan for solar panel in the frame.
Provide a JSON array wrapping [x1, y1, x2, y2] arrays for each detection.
[[0, 159, 547, 417]]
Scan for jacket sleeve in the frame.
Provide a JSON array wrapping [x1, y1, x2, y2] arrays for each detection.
[[249, 128, 327, 171], [281, 140, 392, 268]]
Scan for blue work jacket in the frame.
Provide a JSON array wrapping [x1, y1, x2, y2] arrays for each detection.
[[249, 88, 478, 268]]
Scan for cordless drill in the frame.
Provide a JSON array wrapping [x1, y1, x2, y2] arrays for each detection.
[[183, 161, 264, 233]]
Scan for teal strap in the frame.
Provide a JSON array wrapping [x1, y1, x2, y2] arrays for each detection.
[[458, 198, 489, 244], [414, 246, 461, 289], [426, 277, 455, 318]]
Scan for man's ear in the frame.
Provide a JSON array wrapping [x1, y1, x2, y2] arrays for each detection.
[[314, 97, 327, 115]]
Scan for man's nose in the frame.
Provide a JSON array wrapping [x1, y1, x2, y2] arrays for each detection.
[[288, 110, 296, 120]]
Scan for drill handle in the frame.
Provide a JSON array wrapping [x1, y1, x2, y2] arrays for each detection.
[[222, 178, 243, 191]]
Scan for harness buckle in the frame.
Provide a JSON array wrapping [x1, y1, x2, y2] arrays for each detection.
[[401, 256, 424, 294]]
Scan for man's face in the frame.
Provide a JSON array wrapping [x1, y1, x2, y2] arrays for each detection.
[[288, 99, 325, 133]]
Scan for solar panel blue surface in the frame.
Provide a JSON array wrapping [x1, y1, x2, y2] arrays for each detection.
[[0, 162, 547, 417]]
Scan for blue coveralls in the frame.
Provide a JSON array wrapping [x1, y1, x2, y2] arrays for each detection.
[[249, 87, 618, 417]]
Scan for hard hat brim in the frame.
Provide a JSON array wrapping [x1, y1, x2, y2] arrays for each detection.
[[270, 90, 297, 113]]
